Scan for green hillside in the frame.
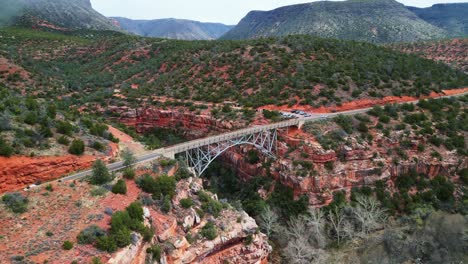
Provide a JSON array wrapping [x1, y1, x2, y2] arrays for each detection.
[[0, 28, 466, 111], [0, 0, 118, 31], [222, 0, 449, 43]]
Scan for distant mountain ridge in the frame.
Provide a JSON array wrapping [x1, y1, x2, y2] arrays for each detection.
[[112, 17, 234, 40], [0, 0, 119, 31], [408, 3, 468, 37], [222, 0, 461, 43]]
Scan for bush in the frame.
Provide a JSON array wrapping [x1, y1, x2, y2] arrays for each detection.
[[91, 141, 105, 152], [56, 121, 73, 136], [111, 227, 131, 247], [77, 225, 106, 244], [200, 222, 218, 240], [96, 236, 117, 252], [0, 137, 14, 157], [91, 160, 111, 185], [57, 136, 70, 146], [136, 174, 176, 198], [123, 167, 136, 179], [126, 202, 144, 221], [2, 192, 28, 213], [45, 184, 53, 192], [146, 245, 162, 260], [111, 180, 127, 195], [62, 241, 74, 250], [161, 195, 172, 213], [180, 198, 194, 209], [68, 139, 85, 155]]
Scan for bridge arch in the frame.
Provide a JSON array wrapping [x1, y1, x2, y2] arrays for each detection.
[[182, 129, 277, 176]]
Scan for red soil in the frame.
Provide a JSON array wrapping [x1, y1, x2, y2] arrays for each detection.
[[259, 88, 468, 113]]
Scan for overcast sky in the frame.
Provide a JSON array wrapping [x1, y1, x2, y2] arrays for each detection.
[[90, 0, 467, 25]]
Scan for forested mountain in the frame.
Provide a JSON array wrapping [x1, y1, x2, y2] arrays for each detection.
[[0, 0, 119, 31], [1, 28, 466, 110], [113, 17, 233, 40], [408, 3, 468, 37], [222, 0, 453, 43]]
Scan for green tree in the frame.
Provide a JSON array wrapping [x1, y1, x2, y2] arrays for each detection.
[[68, 139, 85, 155], [111, 180, 127, 195], [121, 148, 136, 168], [91, 160, 111, 185]]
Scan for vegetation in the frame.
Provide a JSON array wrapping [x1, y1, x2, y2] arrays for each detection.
[[200, 222, 218, 240], [111, 179, 127, 195], [90, 160, 111, 185], [180, 198, 194, 209], [2, 192, 28, 213], [222, 0, 454, 43], [136, 174, 176, 198], [62, 241, 74, 250], [79, 202, 147, 252], [68, 139, 85, 155]]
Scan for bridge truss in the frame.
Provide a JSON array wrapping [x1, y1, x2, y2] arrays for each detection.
[[183, 129, 278, 176]]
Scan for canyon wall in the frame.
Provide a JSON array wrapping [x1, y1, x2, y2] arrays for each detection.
[[112, 108, 465, 207]]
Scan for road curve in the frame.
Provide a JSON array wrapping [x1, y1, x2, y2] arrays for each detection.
[[60, 92, 467, 182]]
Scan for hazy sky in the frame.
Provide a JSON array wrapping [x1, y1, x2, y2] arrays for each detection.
[[90, 0, 467, 24]]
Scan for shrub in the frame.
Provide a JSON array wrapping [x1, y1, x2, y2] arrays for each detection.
[[146, 245, 162, 260], [2, 192, 28, 213], [91, 257, 103, 264], [62, 241, 74, 250], [56, 121, 73, 136], [77, 225, 106, 244], [123, 167, 136, 179], [96, 236, 117, 252], [180, 198, 194, 209], [90, 186, 108, 196], [111, 180, 127, 195], [126, 202, 144, 221], [57, 136, 70, 146], [68, 139, 85, 155], [91, 160, 111, 185], [200, 222, 218, 240], [0, 137, 14, 157], [45, 184, 53, 192], [91, 141, 105, 152], [162, 195, 172, 213], [111, 227, 131, 248], [136, 174, 176, 198]]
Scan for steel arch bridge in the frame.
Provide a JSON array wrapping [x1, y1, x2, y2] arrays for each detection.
[[183, 129, 278, 176]]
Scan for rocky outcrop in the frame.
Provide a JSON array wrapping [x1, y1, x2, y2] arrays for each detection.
[[0, 155, 96, 193], [112, 107, 244, 138], [148, 177, 271, 264]]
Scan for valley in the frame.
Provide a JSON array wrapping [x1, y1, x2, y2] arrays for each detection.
[[0, 0, 467, 263]]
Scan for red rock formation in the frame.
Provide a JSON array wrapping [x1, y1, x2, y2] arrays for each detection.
[[115, 108, 244, 138], [0, 155, 97, 193]]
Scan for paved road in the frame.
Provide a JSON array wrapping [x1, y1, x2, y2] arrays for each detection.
[[60, 92, 467, 182]]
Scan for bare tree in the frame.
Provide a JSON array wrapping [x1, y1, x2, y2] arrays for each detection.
[[352, 195, 387, 235], [328, 206, 353, 245], [308, 207, 326, 248], [282, 208, 328, 263], [259, 205, 279, 238], [283, 236, 328, 264]]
